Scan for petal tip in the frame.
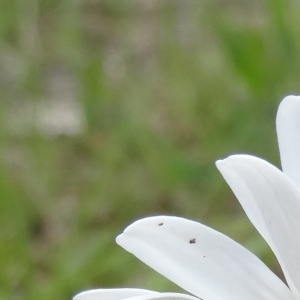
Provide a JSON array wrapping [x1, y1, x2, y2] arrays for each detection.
[[281, 94, 300, 103], [73, 291, 86, 300], [278, 95, 300, 116], [215, 157, 233, 176], [215, 158, 226, 171], [215, 155, 241, 169], [116, 233, 124, 246]]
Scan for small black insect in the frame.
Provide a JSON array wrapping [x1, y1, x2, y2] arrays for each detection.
[[158, 222, 164, 226], [189, 238, 196, 244]]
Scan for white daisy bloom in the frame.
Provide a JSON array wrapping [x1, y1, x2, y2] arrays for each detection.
[[74, 96, 300, 300]]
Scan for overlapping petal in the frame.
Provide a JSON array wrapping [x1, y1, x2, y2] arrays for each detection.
[[276, 95, 300, 190], [216, 154, 300, 297], [116, 216, 293, 300]]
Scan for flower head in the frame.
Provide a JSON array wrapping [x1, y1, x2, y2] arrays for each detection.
[[74, 96, 300, 300]]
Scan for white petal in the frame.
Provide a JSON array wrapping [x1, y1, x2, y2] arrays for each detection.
[[73, 288, 158, 300], [216, 154, 300, 296], [73, 289, 198, 300], [276, 95, 300, 189], [116, 216, 292, 300]]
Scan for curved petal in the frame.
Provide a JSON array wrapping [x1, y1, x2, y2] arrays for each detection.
[[74, 288, 158, 300], [216, 154, 300, 296], [276, 95, 300, 189], [74, 289, 198, 300], [116, 216, 292, 300]]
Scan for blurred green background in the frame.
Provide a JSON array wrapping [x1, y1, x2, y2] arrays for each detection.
[[1, 0, 300, 299]]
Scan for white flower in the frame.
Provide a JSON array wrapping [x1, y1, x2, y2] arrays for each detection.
[[74, 96, 300, 300]]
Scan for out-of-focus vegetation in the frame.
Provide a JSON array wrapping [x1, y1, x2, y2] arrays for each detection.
[[1, 0, 300, 298]]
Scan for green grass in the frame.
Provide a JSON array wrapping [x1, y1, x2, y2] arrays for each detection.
[[0, 0, 300, 298]]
